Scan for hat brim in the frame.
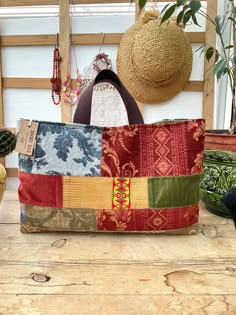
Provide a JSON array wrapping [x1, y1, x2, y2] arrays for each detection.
[[117, 19, 192, 104]]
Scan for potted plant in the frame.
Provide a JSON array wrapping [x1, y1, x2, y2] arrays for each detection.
[[136, 0, 236, 218], [0, 129, 16, 203]]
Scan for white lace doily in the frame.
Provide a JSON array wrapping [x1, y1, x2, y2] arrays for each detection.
[[90, 83, 129, 127]]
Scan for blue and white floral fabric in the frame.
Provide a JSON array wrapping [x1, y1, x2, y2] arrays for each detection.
[[18, 121, 103, 176]]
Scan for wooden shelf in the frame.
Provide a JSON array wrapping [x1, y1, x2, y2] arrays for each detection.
[[1, 32, 205, 46], [3, 77, 204, 91], [0, 0, 206, 5]]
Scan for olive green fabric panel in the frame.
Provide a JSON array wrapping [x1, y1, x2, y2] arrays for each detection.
[[148, 174, 202, 208], [22, 204, 97, 231]]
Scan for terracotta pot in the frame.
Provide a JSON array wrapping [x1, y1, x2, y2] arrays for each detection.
[[205, 130, 236, 152], [0, 164, 7, 203]]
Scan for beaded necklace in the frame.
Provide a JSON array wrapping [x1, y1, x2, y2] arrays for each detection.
[[63, 46, 82, 105], [50, 44, 62, 106]]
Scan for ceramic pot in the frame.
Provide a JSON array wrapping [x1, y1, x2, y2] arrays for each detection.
[[205, 130, 236, 152], [200, 150, 236, 218], [0, 163, 7, 203]]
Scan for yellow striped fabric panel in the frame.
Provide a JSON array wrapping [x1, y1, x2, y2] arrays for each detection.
[[63, 177, 113, 209], [63, 176, 149, 209], [130, 177, 148, 208]]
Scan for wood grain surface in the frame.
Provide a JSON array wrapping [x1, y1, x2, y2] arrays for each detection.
[[0, 191, 235, 314]]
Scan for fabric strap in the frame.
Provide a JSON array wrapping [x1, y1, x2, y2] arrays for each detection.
[[73, 69, 144, 125]]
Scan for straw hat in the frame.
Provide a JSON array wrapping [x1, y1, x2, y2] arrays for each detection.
[[117, 11, 192, 104]]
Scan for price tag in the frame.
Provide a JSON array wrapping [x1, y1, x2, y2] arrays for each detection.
[[15, 119, 39, 156]]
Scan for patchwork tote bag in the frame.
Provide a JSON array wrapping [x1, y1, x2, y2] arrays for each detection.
[[17, 70, 205, 234]]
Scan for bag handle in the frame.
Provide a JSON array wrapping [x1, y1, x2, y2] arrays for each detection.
[[73, 69, 144, 125]]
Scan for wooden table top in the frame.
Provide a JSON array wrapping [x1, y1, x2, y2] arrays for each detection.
[[0, 190, 236, 314]]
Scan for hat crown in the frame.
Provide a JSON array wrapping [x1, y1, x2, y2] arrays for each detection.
[[132, 20, 187, 86], [116, 11, 193, 104]]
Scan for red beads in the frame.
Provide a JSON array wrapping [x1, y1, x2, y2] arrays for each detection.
[[51, 48, 62, 105]]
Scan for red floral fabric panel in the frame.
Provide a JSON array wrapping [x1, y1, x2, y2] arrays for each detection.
[[97, 204, 199, 231], [101, 125, 140, 177]]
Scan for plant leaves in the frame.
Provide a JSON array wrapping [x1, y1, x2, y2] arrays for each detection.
[[206, 47, 214, 62], [213, 58, 228, 80], [183, 10, 192, 26], [216, 66, 228, 81], [223, 67, 229, 76], [225, 45, 234, 49], [233, 56, 236, 65], [177, 0, 187, 6], [215, 49, 220, 63], [191, 10, 201, 26], [177, 10, 185, 25], [189, 0, 201, 14], [161, 3, 171, 14], [161, 4, 177, 24], [139, 0, 147, 12], [215, 15, 223, 35], [233, 68, 236, 87]]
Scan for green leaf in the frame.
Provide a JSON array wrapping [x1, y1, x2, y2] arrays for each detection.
[[213, 58, 228, 80], [215, 15, 223, 35], [225, 45, 234, 49], [223, 67, 229, 76], [233, 56, 236, 65], [161, 4, 177, 24], [189, 0, 201, 14], [233, 68, 236, 87], [191, 10, 201, 26], [139, 0, 147, 12], [215, 49, 220, 63], [206, 47, 214, 62], [177, 0, 187, 6], [177, 10, 185, 25], [161, 3, 171, 14], [216, 66, 228, 81], [183, 10, 192, 26]]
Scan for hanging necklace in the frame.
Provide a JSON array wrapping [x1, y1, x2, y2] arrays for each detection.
[[63, 46, 82, 105], [62, 2, 82, 106], [50, 35, 62, 106]]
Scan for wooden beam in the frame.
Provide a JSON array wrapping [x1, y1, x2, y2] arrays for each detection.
[[0, 0, 129, 6], [59, 0, 71, 123], [1, 35, 57, 46], [0, 0, 58, 5], [203, 0, 216, 129], [0, 32, 205, 46], [0, 42, 5, 167], [71, 33, 123, 45], [3, 78, 51, 89], [3, 77, 204, 91]]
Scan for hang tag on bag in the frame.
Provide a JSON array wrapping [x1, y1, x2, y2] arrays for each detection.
[[15, 119, 39, 156]]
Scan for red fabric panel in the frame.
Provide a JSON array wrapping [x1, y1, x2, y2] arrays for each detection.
[[18, 171, 63, 208], [101, 120, 205, 177], [96, 204, 199, 231], [101, 125, 141, 177]]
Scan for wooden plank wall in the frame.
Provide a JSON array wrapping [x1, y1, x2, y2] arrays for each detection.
[[0, 0, 214, 177]]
